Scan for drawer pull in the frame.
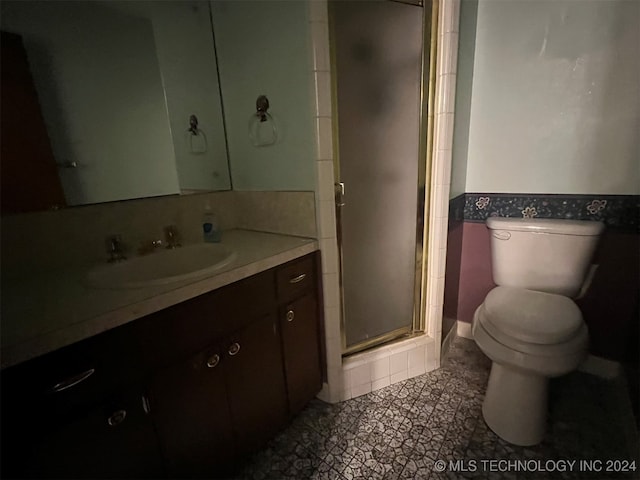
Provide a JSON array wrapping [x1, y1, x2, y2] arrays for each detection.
[[289, 273, 307, 284], [142, 395, 151, 414], [51, 368, 95, 393], [286, 310, 295, 322], [228, 342, 241, 356], [206, 353, 220, 368], [107, 409, 127, 427]]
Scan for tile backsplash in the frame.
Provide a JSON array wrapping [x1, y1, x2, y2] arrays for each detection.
[[1, 191, 316, 274]]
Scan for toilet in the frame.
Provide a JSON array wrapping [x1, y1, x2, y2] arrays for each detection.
[[472, 217, 604, 446]]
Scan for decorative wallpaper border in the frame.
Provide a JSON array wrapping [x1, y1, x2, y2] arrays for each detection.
[[457, 193, 639, 233]]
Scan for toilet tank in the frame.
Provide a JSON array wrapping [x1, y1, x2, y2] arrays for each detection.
[[487, 218, 605, 297]]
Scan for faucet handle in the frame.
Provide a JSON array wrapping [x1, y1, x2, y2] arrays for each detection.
[[106, 235, 126, 262], [163, 225, 181, 249]]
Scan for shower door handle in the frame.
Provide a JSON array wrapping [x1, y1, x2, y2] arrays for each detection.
[[335, 182, 345, 207]]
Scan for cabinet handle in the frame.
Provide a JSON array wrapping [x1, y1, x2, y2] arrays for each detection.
[[141, 395, 151, 414], [286, 310, 295, 322], [51, 368, 95, 393], [289, 273, 306, 284], [228, 342, 241, 356], [107, 409, 127, 427], [206, 353, 220, 368]]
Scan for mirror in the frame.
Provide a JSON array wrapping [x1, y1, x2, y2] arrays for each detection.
[[0, 0, 231, 209]]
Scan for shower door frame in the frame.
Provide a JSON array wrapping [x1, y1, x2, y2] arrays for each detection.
[[329, 0, 437, 356]]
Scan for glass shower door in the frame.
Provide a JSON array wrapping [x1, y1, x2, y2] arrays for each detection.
[[332, 1, 424, 352]]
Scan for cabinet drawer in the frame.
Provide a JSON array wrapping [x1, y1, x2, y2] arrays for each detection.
[[1, 319, 147, 419], [141, 268, 276, 368], [276, 254, 316, 303]]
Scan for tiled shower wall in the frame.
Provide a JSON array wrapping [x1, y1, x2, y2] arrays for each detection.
[[311, 0, 461, 403]]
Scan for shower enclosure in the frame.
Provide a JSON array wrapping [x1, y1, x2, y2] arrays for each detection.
[[331, 0, 432, 355]]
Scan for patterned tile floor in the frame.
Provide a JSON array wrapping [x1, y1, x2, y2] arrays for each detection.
[[232, 337, 639, 480]]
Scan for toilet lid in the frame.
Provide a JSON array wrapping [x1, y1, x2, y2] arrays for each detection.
[[483, 287, 583, 344]]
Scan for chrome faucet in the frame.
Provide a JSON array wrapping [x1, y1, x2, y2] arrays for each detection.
[[163, 225, 181, 249], [106, 235, 126, 263]]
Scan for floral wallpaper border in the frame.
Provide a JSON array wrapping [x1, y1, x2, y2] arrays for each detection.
[[456, 193, 639, 233]]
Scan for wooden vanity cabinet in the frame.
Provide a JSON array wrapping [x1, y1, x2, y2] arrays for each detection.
[[150, 313, 288, 477], [276, 254, 324, 415], [0, 251, 323, 478], [0, 321, 163, 479]]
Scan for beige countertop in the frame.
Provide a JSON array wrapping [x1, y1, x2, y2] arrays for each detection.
[[1, 229, 318, 369]]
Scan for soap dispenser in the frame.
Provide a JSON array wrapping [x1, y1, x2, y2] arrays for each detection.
[[202, 205, 221, 243]]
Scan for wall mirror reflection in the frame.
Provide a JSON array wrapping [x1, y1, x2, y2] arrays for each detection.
[[1, 0, 231, 214]]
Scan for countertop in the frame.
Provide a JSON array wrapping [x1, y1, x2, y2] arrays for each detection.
[[1, 229, 318, 369]]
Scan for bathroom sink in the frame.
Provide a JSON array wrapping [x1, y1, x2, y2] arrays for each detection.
[[86, 243, 236, 289]]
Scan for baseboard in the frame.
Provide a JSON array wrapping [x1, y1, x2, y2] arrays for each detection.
[[457, 320, 473, 339], [579, 354, 622, 379], [441, 323, 457, 359]]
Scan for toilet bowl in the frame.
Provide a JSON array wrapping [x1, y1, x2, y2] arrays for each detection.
[[472, 218, 604, 446], [472, 287, 588, 446]]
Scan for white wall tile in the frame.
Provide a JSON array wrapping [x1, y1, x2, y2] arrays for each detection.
[[316, 160, 334, 202], [439, 113, 455, 148], [440, 0, 455, 34], [310, 21, 330, 72], [409, 364, 427, 379], [315, 117, 334, 160], [317, 199, 336, 238], [433, 184, 449, 218], [350, 363, 371, 387], [434, 216, 448, 248], [437, 274, 445, 302], [371, 357, 390, 381], [309, 0, 328, 23], [325, 335, 342, 368], [319, 237, 339, 274], [352, 382, 372, 398], [437, 246, 447, 278], [390, 370, 409, 384], [322, 271, 340, 309], [323, 306, 341, 340], [340, 367, 351, 392], [426, 340, 439, 371], [390, 351, 408, 375], [341, 388, 353, 401], [451, 0, 461, 32], [372, 377, 390, 391], [438, 73, 457, 114], [314, 71, 332, 117], [408, 345, 426, 371], [434, 340, 442, 364], [444, 34, 459, 74]]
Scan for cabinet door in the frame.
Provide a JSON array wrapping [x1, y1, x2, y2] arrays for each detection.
[[151, 346, 235, 478], [9, 388, 163, 479], [224, 313, 288, 453], [280, 294, 323, 414]]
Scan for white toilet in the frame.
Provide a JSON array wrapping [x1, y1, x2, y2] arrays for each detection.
[[472, 217, 604, 446]]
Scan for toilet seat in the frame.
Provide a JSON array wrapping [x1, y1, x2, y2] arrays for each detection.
[[474, 287, 587, 357], [482, 287, 583, 344]]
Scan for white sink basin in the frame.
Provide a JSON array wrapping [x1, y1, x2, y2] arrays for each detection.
[[86, 243, 236, 289]]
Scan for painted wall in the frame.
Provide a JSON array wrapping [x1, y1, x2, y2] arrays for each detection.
[[450, 0, 477, 200], [211, 1, 316, 191], [464, 0, 640, 195]]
